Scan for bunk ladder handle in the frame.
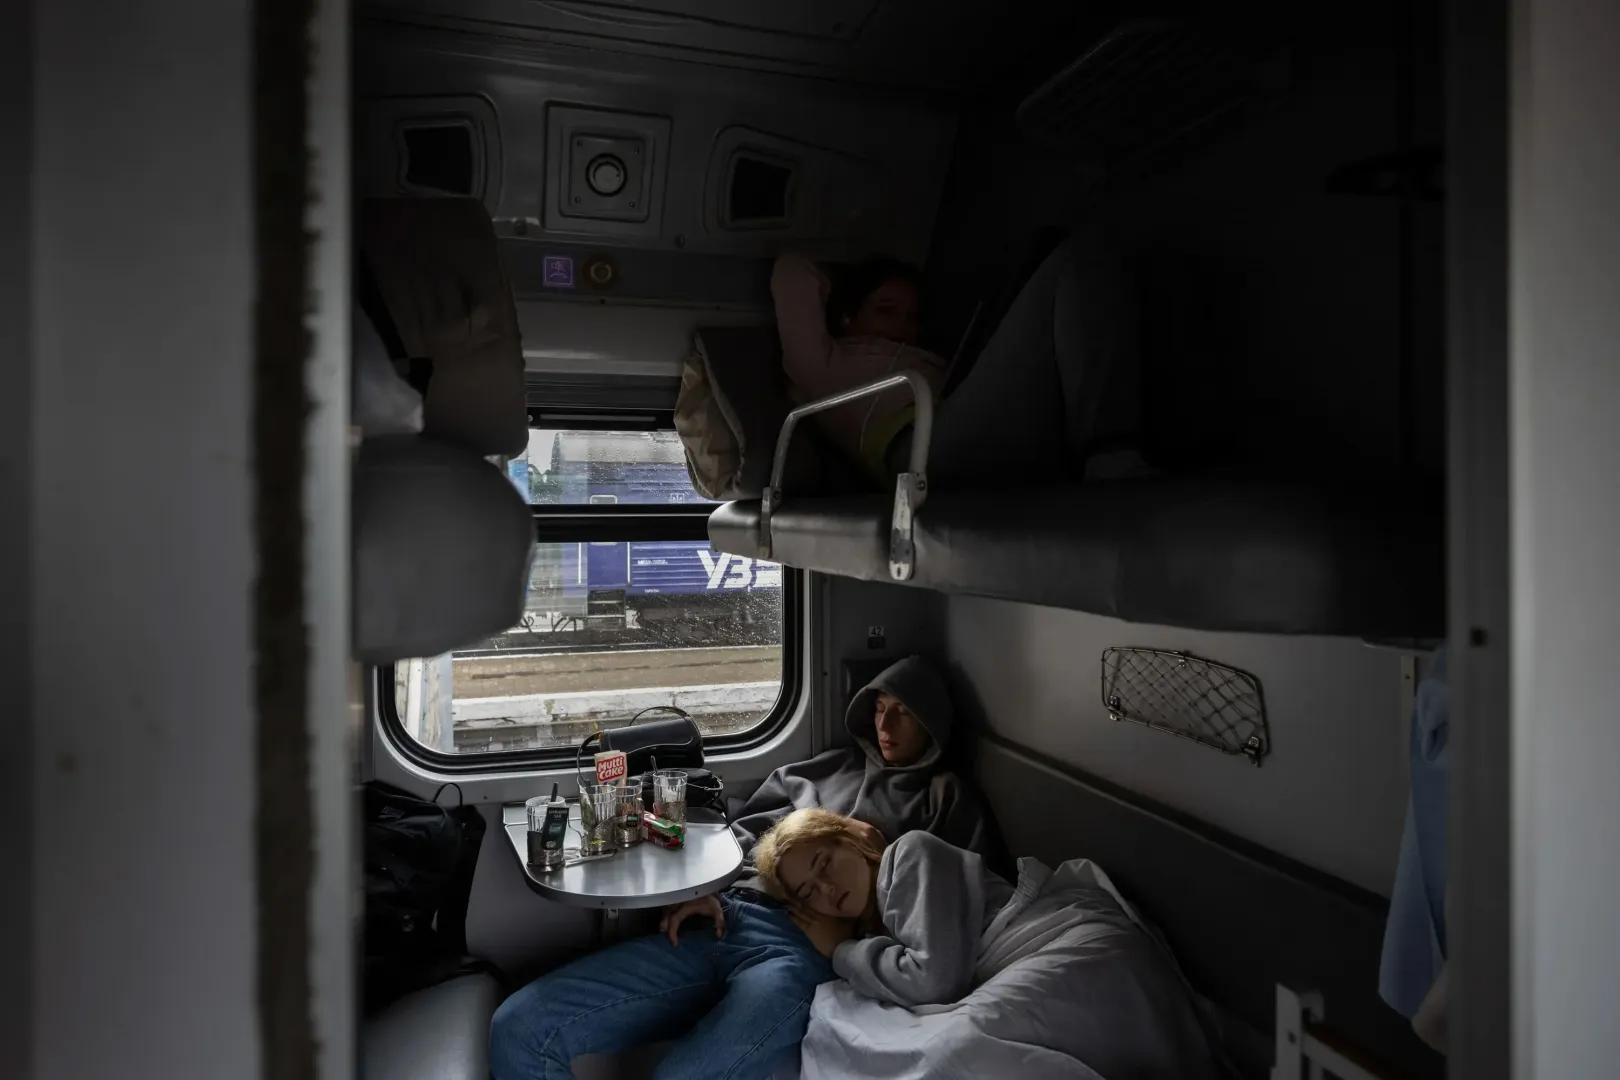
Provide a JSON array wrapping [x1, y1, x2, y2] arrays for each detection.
[[757, 369, 934, 581], [1272, 984, 1410, 1080]]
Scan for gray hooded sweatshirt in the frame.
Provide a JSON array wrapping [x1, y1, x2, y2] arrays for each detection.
[[728, 656, 990, 890], [832, 830, 1015, 1006]]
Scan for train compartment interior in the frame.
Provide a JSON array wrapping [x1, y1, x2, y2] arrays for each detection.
[[349, 1, 1460, 1078], [33, 0, 1620, 1076]]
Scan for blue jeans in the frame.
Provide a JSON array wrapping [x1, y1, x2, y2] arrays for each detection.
[[490, 892, 832, 1080]]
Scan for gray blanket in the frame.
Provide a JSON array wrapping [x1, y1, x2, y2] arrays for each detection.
[[803, 849, 1219, 1080]]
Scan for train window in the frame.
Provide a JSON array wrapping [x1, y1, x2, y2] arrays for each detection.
[[388, 426, 790, 758], [511, 429, 715, 506]]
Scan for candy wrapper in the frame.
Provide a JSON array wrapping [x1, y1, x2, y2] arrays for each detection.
[[642, 811, 685, 850]]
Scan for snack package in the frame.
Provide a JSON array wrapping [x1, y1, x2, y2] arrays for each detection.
[[642, 811, 685, 850], [594, 749, 628, 785]]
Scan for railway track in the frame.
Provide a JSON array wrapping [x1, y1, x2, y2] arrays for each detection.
[[453, 622, 778, 660], [452, 710, 764, 754], [452, 638, 681, 661], [451, 643, 783, 699]]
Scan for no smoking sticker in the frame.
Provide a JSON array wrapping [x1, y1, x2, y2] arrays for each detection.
[[543, 255, 575, 289]]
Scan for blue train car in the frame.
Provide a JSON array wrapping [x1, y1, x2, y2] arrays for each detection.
[[558, 541, 780, 597], [547, 432, 782, 631]]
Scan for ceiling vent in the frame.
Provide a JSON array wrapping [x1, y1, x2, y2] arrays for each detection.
[[723, 152, 798, 229], [399, 120, 478, 197]]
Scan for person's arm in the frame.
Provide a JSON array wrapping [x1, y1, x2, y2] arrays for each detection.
[[727, 748, 856, 854], [933, 778, 992, 858], [771, 253, 837, 387], [831, 832, 986, 1007], [727, 764, 803, 854], [846, 818, 885, 852], [792, 910, 857, 958]]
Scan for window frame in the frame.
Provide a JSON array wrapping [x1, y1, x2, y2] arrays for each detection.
[[376, 501, 804, 774]]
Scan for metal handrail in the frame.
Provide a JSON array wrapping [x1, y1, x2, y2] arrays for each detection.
[[757, 370, 934, 581], [1273, 985, 1407, 1080]]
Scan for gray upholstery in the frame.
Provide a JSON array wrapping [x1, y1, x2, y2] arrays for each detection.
[[360, 198, 527, 457], [695, 325, 801, 497], [975, 737, 1444, 1079], [362, 973, 500, 1080], [710, 477, 1444, 638], [354, 435, 536, 663], [688, 325, 862, 500], [712, 493, 892, 583]]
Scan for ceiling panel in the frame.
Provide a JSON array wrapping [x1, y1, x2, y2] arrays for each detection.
[[361, 0, 1111, 96]]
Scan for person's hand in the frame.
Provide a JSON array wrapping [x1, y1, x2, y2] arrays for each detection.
[[847, 819, 885, 852], [660, 895, 725, 946], [792, 910, 855, 958]]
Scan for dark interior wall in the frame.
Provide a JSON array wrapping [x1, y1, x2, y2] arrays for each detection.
[[1115, 27, 1403, 473], [28, 1, 280, 1074], [1509, 0, 1620, 1070], [922, 0, 1446, 480], [975, 738, 1445, 1079], [0, 1, 31, 1074], [949, 598, 1414, 896], [920, 107, 1083, 361], [1407, 1, 1447, 477], [927, 8, 1448, 1065]]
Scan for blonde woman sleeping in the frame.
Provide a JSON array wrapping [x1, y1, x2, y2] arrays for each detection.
[[754, 807, 1017, 1006], [754, 809, 1222, 1079]]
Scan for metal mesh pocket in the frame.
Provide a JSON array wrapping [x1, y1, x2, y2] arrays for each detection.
[[1101, 647, 1268, 765]]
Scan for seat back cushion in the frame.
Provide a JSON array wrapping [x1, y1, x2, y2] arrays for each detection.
[[677, 325, 862, 500], [362, 973, 500, 1080], [354, 435, 536, 663], [361, 197, 527, 457]]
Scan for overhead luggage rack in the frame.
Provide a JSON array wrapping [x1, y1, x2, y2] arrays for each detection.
[[709, 344, 1445, 638]]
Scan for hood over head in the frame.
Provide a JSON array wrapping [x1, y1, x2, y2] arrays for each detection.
[[727, 653, 990, 880], [845, 655, 954, 771]]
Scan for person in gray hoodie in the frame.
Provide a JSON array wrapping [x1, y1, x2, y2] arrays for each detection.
[[490, 655, 990, 1080], [729, 653, 990, 878]]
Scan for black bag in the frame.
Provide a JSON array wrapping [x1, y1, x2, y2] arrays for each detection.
[[362, 780, 498, 1013], [589, 705, 705, 774], [577, 706, 726, 820], [632, 768, 727, 821]]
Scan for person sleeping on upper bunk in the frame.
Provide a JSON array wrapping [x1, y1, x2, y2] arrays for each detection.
[[771, 231, 1138, 489], [772, 252, 946, 481], [754, 807, 1220, 1080], [489, 656, 994, 1080]]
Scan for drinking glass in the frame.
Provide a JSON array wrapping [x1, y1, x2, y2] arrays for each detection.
[[651, 769, 688, 827], [525, 795, 551, 832], [578, 782, 619, 855], [614, 792, 644, 848]]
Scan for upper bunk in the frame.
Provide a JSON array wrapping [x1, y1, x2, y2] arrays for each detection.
[[693, 15, 1448, 641], [702, 369, 1445, 640], [708, 472, 1444, 640], [354, 7, 1448, 644]]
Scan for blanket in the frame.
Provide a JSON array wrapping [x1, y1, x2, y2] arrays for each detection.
[[799, 858, 1218, 1080]]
